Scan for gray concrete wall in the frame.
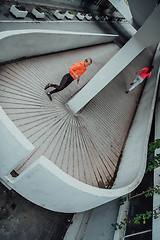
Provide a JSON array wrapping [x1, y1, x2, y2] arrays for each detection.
[[153, 70, 160, 240], [0, 29, 118, 64], [0, 107, 34, 179], [5, 156, 117, 213], [153, 166, 160, 240]]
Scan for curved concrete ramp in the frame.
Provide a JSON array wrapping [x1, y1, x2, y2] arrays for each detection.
[[0, 43, 158, 212]]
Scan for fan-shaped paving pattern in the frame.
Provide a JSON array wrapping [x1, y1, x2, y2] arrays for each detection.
[[0, 43, 144, 188]]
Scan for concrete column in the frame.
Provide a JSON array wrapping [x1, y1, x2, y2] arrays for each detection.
[[67, 4, 160, 114], [109, 0, 133, 23]]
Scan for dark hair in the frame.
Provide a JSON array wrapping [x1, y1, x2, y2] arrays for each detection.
[[148, 65, 154, 73]]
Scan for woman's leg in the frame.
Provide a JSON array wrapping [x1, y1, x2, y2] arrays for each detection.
[[133, 75, 139, 83], [50, 73, 74, 94], [128, 76, 143, 92]]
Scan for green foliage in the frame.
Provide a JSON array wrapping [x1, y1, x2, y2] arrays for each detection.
[[148, 139, 160, 153], [112, 186, 160, 230], [143, 185, 160, 197], [133, 211, 153, 225], [59, 10, 64, 14], [16, 4, 26, 11], [112, 139, 160, 230], [36, 6, 45, 13], [88, 13, 92, 16], [111, 222, 124, 230], [146, 139, 160, 173], [68, 11, 73, 14], [112, 209, 159, 230], [146, 154, 160, 173], [119, 195, 130, 205]]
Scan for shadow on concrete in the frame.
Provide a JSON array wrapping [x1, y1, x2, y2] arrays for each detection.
[[0, 183, 73, 240]]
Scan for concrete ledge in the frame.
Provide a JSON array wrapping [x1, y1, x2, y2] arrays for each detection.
[[64, 211, 91, 240], [0, 106, 34, 178], [153, 166, 160, 239], [6, 156, 117, 213], [153, 70, 160, 239], [0, 29, 118, 63], [113, 195, 130, 240]]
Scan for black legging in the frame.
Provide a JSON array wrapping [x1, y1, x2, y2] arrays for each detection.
[[49, 73, 74, 94]]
